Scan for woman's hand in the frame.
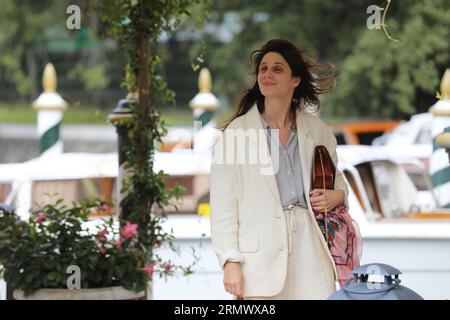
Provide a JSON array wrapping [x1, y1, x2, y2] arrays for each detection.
[[223, 261, 244, 299], [309, 189, 345, 212]]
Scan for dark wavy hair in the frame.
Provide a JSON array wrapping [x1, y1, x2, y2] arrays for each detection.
[[219, 39, 335, 131]]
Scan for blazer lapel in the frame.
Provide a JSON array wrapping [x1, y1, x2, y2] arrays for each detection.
[[297, 111, 339, 278], [296, 110, 315, 204], [245, 105, 281, 204]]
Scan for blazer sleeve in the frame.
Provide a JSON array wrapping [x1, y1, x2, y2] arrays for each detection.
[[209, 131, 244, 270], [324, 126, 350, 209]]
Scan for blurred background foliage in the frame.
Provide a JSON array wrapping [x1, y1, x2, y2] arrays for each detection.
[[0, 0, 449, 122]]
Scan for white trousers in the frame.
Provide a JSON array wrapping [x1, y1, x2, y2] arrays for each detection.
[[245, 205, 336, 300]]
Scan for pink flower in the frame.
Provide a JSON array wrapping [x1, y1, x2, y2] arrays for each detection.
[[99, 246, 107, 254], [99, 204, 110, 211], [96, 229, 108, 241], [144, 263, 154, 278], [97, 229, 108, 242], [36, 213, 47, 225], [163, 262, 174, 275], [115, 237, 122, 250], [120, 221, 138, 240]]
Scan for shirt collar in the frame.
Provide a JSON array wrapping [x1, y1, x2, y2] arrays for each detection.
[[259, 112, 296, 133], [259, 113, 271, 130]]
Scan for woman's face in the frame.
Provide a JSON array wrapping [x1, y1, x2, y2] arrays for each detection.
[[257, 51, 300, 99]]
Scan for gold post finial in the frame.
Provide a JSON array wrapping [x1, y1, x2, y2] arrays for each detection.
[[199, 68, 212, 93], [42, 63, 57, 93], [440, 69, 450, 100], [189, 67, 220, 111]]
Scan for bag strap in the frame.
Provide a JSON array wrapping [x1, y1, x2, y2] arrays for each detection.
[[318, 149, 329, 241], [314, 145, 337, 242], [313, 145, 336, 189]]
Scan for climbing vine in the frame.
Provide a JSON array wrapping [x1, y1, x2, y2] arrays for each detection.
[[380, 0, 400, 42]]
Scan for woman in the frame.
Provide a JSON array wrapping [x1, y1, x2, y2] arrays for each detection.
[[210, 39, 349, 300]]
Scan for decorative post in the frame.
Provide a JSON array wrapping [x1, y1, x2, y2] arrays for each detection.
[[32, 63, 68, 156], [107, 90, 136, 220], [189, 68, 220, 151], [436, 128, 450, 163], [429, 69, 450, 208], [189, 68, 220, 126]]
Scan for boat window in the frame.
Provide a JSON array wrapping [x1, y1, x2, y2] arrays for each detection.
[[355, 163, 383, 215], [334, 132, 346, 145], [401, 163, 430, 191], [356, 132, 385, 145], [0, 183, 12, 203], [161, 174, 210, 214], [31, 178, 116, 215], [343, 170, 366, 211], [415, 126, 432, 144], [371, 161, 410, 218]]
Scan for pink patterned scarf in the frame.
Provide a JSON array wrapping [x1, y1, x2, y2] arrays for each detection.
[[315, 205, 363, 287]]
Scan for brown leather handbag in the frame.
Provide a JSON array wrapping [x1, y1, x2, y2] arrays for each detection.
[[312, 145, 336, 191], [312, 145, 363, 286]]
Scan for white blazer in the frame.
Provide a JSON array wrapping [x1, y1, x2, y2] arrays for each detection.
[[210, 104, 349, 297]]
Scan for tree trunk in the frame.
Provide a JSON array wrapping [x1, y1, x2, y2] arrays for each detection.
[[134, 27, 152, 268], [136, 32, 150, 169]]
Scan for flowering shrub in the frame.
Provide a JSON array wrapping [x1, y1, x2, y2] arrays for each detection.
[[78, 0, 208, 298], [0, 198, 194, 295]]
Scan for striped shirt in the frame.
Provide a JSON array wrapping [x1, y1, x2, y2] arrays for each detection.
[[259, 113, 307, 209]]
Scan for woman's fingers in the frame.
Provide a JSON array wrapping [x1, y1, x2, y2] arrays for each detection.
[[225, 279, 243, 297], [312, 199, 326, 206], [310, 189, 331, 210], [224, 262, 244, 298], [311, 198, 326, 206], [311, 189, 346, 212], [310, 197, 325, 205], [230, 282, 244, 298]]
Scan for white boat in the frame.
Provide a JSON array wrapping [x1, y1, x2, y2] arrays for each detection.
[[1, 144, 450, 299], [372, 113, 433, 168], [372, 113, 433, 148], [336, 145, 450, 300], [160, 145, 450, 300]]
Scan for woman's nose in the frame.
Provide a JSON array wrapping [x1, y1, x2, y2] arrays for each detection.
[[263, 70, 274, 79]]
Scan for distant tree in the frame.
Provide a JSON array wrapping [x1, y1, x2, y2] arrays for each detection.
[[194, 0, 373, 109], [326, 0, 450, 118], [0, 0, 112, 104], [0, 0, 69, 99], [194, 0, 449, 119]]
